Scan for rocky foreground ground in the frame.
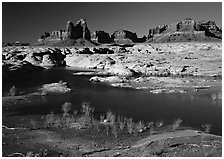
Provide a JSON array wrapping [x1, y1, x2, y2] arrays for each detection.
[[3, 42, 222, 92], [2, 42, 222, 156]]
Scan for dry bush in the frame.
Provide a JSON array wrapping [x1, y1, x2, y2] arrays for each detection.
[[100, 114, 105, 122], [62, 102, 72, 116], [172, 118, 182, 131], [136, 121, 145, 133], [127, 118, 134, 134], [156, 120, 164, 128], [202, 124, 212, 133], [8, 85, 16, 96], [45, 111, 55, 127], [112, 123, 118, 138], [117, 116, 125, 132], [147, 121, 154, 129], [106, 110, 115, 124], [81, 102, 94, 117]]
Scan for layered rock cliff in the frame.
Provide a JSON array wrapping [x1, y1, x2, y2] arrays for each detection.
[[147, 18, 222, 42]]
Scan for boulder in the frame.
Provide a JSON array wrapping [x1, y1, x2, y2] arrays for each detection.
[[41, 54, 56, 67], [90, 76, 126, 83], [107, 64, 136, 76], [23, 53, 42, 66], [40, 81, 72, 94]]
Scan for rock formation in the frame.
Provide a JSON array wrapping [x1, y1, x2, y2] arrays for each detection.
[[37, 19, 93, 46], [111, 29, 146, 44], [91, 30, 112, 43], [147, 18, 222, 42], [68, 19, 91, 40], [111, 29, 138, 44], [37, 18, 221, 46]]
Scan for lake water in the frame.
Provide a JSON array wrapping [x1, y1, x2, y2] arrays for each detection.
[[3, 67, 222, 135]]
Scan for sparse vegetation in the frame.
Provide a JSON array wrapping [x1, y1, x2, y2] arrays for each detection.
[[156, 120, 164, 128], [147, 121, 154, 129], [106, 110, 116, 124], [136, 121, 145, 133], [117, 116, 125, 132], [100, 114, 105, 123], [111, 123, 118, 138], [127, 118, 134, 134], [45, 111, 55, 127], [172, 118, 182, 131], [81, 102, 94, 117], [62, 102, 72, 116], [8, 86, 17, 96], [202, 124, 212, 133]]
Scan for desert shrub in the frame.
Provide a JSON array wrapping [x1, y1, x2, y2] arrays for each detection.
[[8, 86, 16, 96], [45, 111, 55, 127], [100, 114, 105, 122], [202, 124, 212, 133], [105, 125, 110, 135], [62, 102, 72, 117], [81, 102, 94, 117], [117, 116, 125, 132], [147, 121, 154, 129], [136, 121, 145, 133], [172, 118, 182, 131], [156, 120, 164, 128], [106, 110, 115, 124], [112, 123, 118, 138], [127, 118, 134, 134]]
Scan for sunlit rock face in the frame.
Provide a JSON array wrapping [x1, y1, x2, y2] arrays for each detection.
[[147, 18, 222, 42]]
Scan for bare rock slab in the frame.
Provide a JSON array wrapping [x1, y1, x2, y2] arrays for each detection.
[[39, 81, 72, 94]]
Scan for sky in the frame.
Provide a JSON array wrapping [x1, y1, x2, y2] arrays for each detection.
[[2, 2, 222, 44]]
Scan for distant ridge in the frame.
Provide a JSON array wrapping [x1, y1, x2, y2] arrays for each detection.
[[37, 18, 222, 46], [147, 18, 222, 43]]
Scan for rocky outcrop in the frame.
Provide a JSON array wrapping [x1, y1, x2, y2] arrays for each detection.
[[23, 48, 66, 67], [111, 29, 138, 44], [90, 76, 126, 83], [39, 81, 72, 94], [66, 19, 91, 40], [111, 29, 146, 44], [37, 19, 94, 46], [2, 60, 44, 81], [147, 18, 222, 42], [91, 30, 112, 43]]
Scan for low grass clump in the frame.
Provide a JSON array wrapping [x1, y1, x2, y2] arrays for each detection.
[[172, 118, 182, 131], [202, 124, 211, 133]]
